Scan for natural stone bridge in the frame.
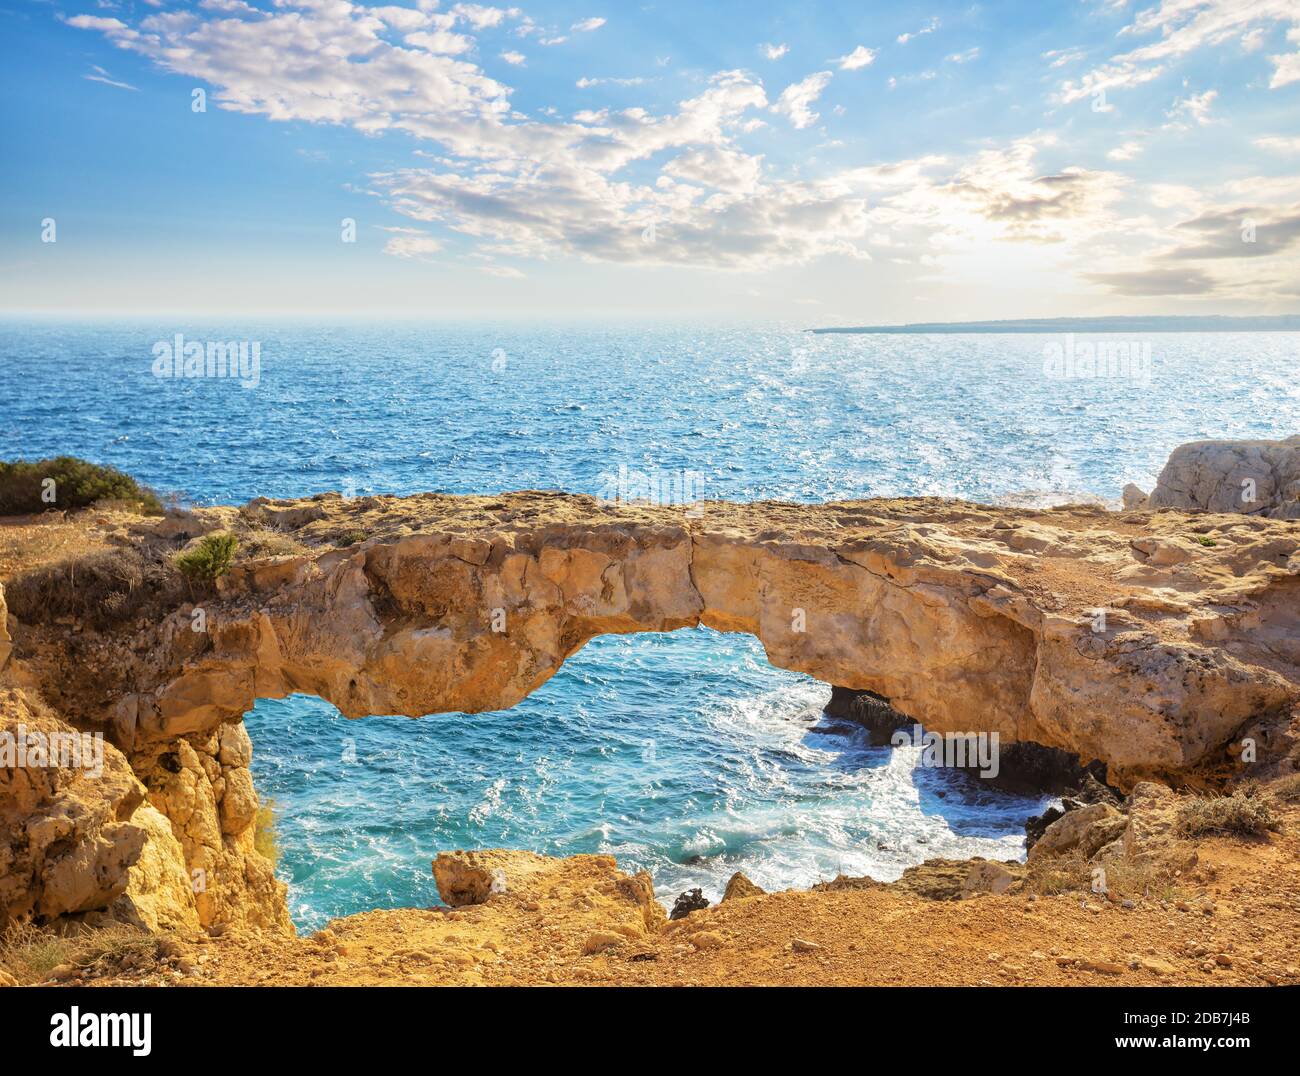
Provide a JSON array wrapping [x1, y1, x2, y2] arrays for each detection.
[[33, 491, 1300, 783], [3, 480, 1299, 933]]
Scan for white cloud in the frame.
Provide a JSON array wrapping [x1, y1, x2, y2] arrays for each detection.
[[453, 5, 518, 31], [1271, 27, 1300, 87], [946, 47, 979, 64], [761, 43, 789, 60], [83, 65, 137, 91], [500, 50, 526, 65], [1254, 134, 1300, 153], [1043, 47, 1085, 69], [897, 17, 939, 45], [1165, 88, 1218, 127], [835, 46, 876, 70], [405, 29, 475, 55], [572, 17, 606, 33], [1106, 140, 1144, 161], [772, 71, 832, 129], [576, 76, 648, 88], [1059, 1, 1300, 104], [74, 0, 1289, 295], [379, 227, 443, 260]]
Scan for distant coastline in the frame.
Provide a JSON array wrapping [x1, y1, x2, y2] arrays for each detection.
[[810, 315, 1300, 334]]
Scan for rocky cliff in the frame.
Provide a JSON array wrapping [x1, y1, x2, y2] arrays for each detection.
[[1, 440, 1299, 937]]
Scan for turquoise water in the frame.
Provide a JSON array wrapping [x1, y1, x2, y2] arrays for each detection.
[[5, 321, 1298, 930]]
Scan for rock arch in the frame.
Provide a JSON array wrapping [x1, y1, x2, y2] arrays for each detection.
[[4, 491, 1298, 931]]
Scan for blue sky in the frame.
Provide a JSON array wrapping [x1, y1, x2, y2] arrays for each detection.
[[1, 0, 1298, 319]]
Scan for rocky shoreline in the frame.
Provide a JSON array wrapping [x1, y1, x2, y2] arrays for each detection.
[[1, 436, 1299, 985]]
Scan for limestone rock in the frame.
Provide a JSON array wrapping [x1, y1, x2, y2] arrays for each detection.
[[962, 859, 1020, 897], [722, 872, 765, 901], [1147, 436, 1300, 518], [0, 583, 11, 673], [1027, 802, 1122, 862], [1121, 483, 1149, 511], [112, 803, 202, 933], [1, 688, 149, 923], [433, 850, 664, 943]]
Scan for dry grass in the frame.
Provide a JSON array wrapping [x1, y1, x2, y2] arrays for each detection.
[[5, 544, 189, 631], [1024, 846, 1187, 902], [1024, 847, 1091, 896], [254, 797, 279, 866], [1175, 789, 1280, 838], [0, 922, 158, 985], [0, 514, 116, 581], [236, 525, 312, 560], [1271, 774, 1300, 805]]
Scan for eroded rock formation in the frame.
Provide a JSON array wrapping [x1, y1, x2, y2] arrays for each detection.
[[90, 493, 1299, 787], [2, 441, 1299, 934]]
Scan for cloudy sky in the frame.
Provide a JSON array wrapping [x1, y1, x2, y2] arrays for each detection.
[[2, 0, 1299, 319]]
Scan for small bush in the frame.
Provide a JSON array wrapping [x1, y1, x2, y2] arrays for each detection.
[[237, 526, 310, 560], [5, 545, 188, 630], [254, 798, 279, 866], [0, 456, 161, 516], [336, 529, 368, 547], [175, 533, 238, 582], [1175, 790, 1280, 838], [1271, 774, 1300, 804]]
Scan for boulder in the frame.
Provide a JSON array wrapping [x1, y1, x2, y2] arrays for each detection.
[[1147, 436, 1300, 518], [669, 888, 709, 920], [1027, 802, 1122, 862]]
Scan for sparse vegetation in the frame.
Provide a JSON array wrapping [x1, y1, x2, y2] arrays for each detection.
[[5, 545, 188, 630], [0, 456, 161, 516], [1175, 789, 1280, 838], [0, 922, 157, 985], [1195, 535, 1217, 547], [1271, 773, 1300, 804], [254, 797, 279, 866], [236, 526, 310, 560], [175, 533, 239, 582], [1024, 845, 1187, 902], [1024, 847, 1090, 896], [336, 529, 368, 547]]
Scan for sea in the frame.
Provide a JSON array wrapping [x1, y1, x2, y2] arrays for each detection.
[[4, 319, 1297, 931]]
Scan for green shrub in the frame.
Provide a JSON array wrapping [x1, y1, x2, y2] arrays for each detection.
[[175, 533, 239, 582], [0, 456, 161, 516]]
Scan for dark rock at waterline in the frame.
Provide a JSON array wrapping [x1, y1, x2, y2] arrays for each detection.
[[823, 686, 914, 745], [979, 741, 1114, 797], [669, 888, 710, 920], [1025, 804, 1069, 850], [1024, 776, 1123, 851]]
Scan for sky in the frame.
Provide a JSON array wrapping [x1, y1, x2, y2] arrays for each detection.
[[1, 0, 1298, 320]]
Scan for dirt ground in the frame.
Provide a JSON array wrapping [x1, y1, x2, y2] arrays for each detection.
[[39, 802, 1300, 988]]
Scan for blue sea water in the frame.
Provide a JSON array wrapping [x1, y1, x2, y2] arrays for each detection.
[[4, 320, 1298, 932]]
